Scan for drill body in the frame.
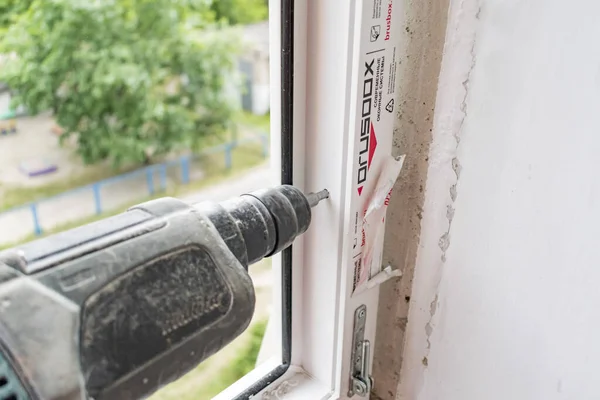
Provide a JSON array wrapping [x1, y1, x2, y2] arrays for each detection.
[[0, 185, 326, 400]]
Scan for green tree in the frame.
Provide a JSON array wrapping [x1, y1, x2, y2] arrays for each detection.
[[1, 0, 239, 166], [210, 0, 268, 25], [0, 0, 33, 34]]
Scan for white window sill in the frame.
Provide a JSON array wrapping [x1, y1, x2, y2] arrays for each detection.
[[213, 359, 335, 400]]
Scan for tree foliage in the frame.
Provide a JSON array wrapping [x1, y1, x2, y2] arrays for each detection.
[[1, 0, 239, 166], [210, 0, 268, 25], [0, 0, 33, 34]]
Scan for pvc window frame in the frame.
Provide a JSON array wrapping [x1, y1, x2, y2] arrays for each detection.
[[215, 0, 382, 398]]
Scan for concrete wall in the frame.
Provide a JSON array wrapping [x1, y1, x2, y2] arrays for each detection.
[[395, 0, 600, 399], [371, 0, 449, 398]]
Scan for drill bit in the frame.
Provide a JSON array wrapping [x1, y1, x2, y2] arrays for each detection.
[[306, 189, 330, 208]]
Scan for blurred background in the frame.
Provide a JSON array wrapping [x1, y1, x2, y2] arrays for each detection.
[[0, 1, 275, 398]]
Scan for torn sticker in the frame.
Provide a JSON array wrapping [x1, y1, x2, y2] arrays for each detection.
[[353, 155, 405, 295]]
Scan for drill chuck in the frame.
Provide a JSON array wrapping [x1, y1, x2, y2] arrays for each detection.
[[199, 186, 329, 267]]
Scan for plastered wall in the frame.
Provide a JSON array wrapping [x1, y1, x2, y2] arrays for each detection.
[[387, 0, 600, 399]]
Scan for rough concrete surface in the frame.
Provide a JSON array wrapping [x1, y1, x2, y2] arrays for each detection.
[[371, 1, 450, 399]]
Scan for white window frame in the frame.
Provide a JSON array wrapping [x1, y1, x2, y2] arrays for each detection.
[[215, 0, 386, 398]]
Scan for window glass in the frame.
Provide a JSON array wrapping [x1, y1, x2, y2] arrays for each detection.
[[0, 1, 277, 399]]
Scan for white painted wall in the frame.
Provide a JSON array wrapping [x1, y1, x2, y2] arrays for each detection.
[[0, 91, 10, 114], [251, 83, 270, 116], [399, 1, 600, 399]]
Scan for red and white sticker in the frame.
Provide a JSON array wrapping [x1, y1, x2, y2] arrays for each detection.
[[350, 0, 402, 295]]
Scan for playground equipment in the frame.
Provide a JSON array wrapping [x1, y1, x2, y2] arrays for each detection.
[[19, 158, 59, 177], [0, 119, 17, 135], [0, 110, 17, 135]]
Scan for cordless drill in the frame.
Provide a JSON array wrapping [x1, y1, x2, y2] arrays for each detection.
[[0, 185, 328, 400]]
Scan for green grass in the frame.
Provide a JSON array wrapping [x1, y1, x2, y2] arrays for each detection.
[[149, 319, 268, 400], [236, 111, 270, 133], [0, 143, 267, 250]]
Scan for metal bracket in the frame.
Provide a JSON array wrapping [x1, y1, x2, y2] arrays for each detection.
[[348, 305, 373, 397]]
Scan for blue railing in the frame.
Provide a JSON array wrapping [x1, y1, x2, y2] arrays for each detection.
[[0, 134, 269, 237]]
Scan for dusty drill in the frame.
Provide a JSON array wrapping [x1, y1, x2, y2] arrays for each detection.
[[0, 185, 328, 400]]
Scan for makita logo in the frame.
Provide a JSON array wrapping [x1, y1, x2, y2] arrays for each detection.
[[357, 59, 378, 196], [385, 0, 393, 40]]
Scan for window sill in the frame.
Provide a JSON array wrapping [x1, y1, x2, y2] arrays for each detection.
[[213, 359, 334, 400]]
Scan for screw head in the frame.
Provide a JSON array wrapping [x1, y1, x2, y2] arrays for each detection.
[[353, 380, 367, 395], [358, 309, 366, 319]]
